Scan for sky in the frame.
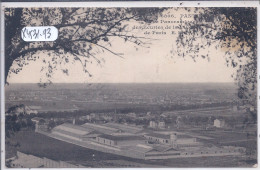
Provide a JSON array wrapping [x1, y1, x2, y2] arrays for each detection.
[[7, 8, 235, 84]]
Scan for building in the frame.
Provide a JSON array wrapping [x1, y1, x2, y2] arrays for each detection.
[[158, 121, 165, 129], [25, 106, 41, 114], [214, 119, 225, 128], [149, 121, 157, 128], [96, 134, 146, 148], [43, 122, 245, 160], [144, 132, 200, 147], [52, 123, 98, 141], [35, 119, 48, 132], [144, 133, 173, 145], [10, 151, 85, 168], [149, 121, 165, 129], [128, 112, 136, 118]]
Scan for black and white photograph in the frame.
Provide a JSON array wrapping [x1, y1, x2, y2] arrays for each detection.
[[2, 2, 258, 168]]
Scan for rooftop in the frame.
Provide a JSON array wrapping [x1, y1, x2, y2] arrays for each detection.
[[82, 123, 119, 134], [54, 123, 92, 135], [98, 134, 145, 141], [152, 144, 177, 152], [145, 133, 171, 139], [104, 123, 143, 134]]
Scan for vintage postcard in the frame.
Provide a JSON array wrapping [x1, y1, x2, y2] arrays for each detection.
[[1, 1, 259, 169]]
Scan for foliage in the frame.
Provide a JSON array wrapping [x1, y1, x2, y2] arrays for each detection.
[[175, 7, 257, 112], [5, 7, 164, 84]]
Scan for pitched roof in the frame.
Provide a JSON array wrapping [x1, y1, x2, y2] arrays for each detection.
[[54, 123, 92, 135], [104, 123, 143, 134], [152, 144, 176, 152], [127, 145, 153, 153], [82, 123, 119, 134], [145, 133, 171, 139], [98, 134, 145, 141]]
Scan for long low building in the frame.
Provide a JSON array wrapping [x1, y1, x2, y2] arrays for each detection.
[[96, 134, 146, 148], [144, 132, 201, 147], [47, 123, 245, 160]]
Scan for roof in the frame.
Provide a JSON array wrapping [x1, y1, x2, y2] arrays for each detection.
[[52, 128, 84, 138], [54, 123, 92, 135], [98, 134, 145, 141], [104, 123, 143, 134], [145, 133, 171, 139], [152, 145, 176, 152], [176, 134, 193, 139], [127, 145, 153, 153], [82, 123, 119, 134]]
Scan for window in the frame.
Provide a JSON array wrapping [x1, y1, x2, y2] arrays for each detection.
[[166, 140, 168, 143]]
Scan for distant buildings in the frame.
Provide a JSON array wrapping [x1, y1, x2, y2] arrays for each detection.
[[149, 121, 157, 128], [149, 121, 165, 129], [158, 122, 166, 129], [6, 105, 38, 115], [214, 119, 225, 128], [35, 119, 48, 132]]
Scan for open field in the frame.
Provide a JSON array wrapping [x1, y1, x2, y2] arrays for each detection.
[[6, 130, 256, 167]]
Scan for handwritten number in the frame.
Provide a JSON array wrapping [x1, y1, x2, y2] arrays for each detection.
[[22, 27, 55, 41], [46, 28, 51, 39]]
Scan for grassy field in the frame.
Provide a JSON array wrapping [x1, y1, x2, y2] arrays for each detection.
[[6, 130, 256, 168]]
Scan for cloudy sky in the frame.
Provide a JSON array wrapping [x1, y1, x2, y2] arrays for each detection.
[[7, 8, 235, 84]]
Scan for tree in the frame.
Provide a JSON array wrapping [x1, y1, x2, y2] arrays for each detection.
[[175, 8, 257, 117], [5, 7, 165, 84], [47, 120, 56, 129]]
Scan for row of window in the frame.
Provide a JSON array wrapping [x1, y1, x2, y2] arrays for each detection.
[[147, 136, 169, 143]]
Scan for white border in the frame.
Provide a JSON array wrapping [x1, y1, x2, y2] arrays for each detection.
[[1, 1, 259, 8], [1, 2, 5, 170], [0, 1, 259, 170]]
